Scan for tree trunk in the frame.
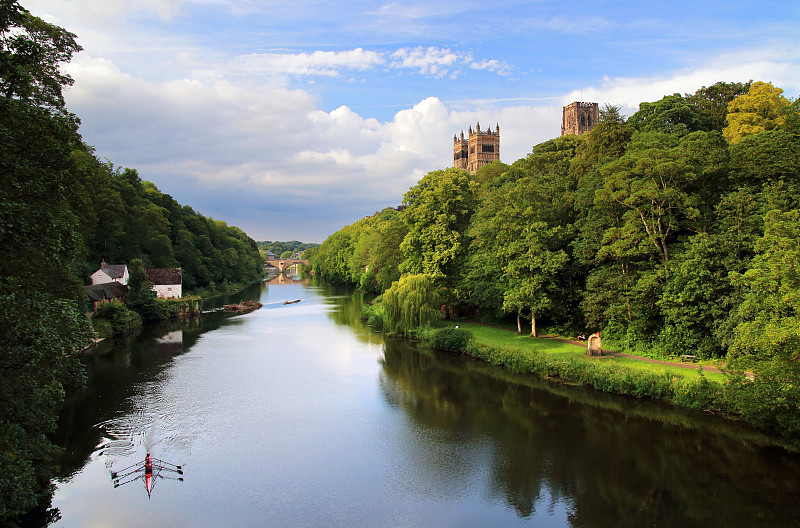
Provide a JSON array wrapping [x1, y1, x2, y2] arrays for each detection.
[[516, 312, 521, 333], [531, 314, 537, 338]]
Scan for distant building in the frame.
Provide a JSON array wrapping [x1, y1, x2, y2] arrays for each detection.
[[145, 268, 182, 299], [453, 122, 500, 174], [561, 102, 599, 136], [90, 260, 129, 286]]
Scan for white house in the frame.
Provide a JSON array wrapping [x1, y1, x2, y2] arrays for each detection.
[[90, 260, 129, 286], [145, 268, 182, 299]]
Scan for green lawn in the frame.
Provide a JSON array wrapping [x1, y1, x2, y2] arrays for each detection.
[[443, 320, 727, 383]]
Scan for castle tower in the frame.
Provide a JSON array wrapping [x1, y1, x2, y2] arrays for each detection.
[[453, 122, 500, 174], [561, 102, 599, 136]]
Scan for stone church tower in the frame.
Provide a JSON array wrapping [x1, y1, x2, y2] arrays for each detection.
[[561, 102, 599, 136], [453, 122, 500, 174]]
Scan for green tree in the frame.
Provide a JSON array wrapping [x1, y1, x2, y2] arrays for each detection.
[[126, 258, 162, 320], [595, 132, 700, 268], [0, 1, 90, 519], [465, 136, 580, 332], [0, 0, 81, 113], [729, 209, 800, 442], [723, 81, 790, 144], [400, 168, 477, 309], [382, 274, 440, 336], [657, 234, 729, 358], [685, 80, 751, 132], [627, 93, 706, 136]]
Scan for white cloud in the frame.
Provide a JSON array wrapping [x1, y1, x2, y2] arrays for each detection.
[[390, 47, 463, 78], [470, 59, 512, 76], [237, 48, 386, 77], [231, 46, 509, 80]]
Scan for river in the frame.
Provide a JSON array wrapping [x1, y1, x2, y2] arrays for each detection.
[[46, 277, 800, 527]]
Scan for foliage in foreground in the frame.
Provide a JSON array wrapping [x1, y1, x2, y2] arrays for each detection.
[[1, 2, 91, 518]]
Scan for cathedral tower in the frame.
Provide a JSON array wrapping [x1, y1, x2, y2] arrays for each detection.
[[561, 102, 599, 136], [453, 122, 500, 174]]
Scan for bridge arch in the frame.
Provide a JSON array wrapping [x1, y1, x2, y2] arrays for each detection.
[[265, 258, 310, 274]]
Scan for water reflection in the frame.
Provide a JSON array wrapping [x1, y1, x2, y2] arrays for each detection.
[[311, 278, 383, 346], [378, 339, 800, 527], [45, 280, 800, 528], [56, 286, 263, 481]]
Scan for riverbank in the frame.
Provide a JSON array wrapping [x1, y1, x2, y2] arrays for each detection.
[[428, 319, 731, 415], [449, 321, 727, 381]]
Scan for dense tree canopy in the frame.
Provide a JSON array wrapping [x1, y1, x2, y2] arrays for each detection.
[[1, 1, 90, 519]]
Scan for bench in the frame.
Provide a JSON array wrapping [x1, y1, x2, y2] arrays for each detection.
[[680, 355, 698, 363]]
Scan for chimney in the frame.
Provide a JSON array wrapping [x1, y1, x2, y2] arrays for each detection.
[[100, 259, 105, 268]]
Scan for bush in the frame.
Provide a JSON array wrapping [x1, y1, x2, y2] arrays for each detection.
[[432, 328, 473, 353], [93, 303, 141, 336], [360, 302, 384, 328], [91, 318, 112, 339], [129, 294, 164, 320]]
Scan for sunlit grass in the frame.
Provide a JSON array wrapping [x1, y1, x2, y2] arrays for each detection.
[[440, 320, 726, 383]]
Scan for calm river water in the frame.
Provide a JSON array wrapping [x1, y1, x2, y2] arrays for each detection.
[[47, 277, 800, 527]]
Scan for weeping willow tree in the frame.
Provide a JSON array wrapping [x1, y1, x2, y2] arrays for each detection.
[[382, 274, 440, 336]]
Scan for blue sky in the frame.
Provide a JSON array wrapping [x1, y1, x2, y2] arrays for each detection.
[[21, 0, 800, 242]]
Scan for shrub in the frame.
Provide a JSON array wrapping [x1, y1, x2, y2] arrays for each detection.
[[94, 302, 141, 336], [432, 328, 474, 353], [361, 302, 384, 328], [91, 318, 113, 339]]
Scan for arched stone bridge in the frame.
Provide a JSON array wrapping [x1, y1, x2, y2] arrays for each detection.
[[265, 258, 309, 273]]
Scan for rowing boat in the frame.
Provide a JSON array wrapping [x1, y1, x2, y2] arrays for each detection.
[[111, 456, 184, 497], [145, 469, 153, 496]]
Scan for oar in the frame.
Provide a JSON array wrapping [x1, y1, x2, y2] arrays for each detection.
[[154, 465, 183, 475], [113, 474, 142, 488], [111, 467, 141, 480], [153, 458, 182, 470], [111, 460, 144, 478]]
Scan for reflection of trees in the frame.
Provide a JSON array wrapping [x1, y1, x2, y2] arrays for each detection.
[[313, 278, 383, 345], [379, 339, 800, 527]]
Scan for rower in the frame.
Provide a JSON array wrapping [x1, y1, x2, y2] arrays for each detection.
[[144, 453, 153, 474]]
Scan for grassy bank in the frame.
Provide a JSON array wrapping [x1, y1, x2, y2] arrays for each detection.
[[450, 321, 726, 383], [422, 320, 727, 412]]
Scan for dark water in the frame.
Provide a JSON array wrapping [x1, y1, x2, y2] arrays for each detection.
[[48, 278, 800, 527]]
